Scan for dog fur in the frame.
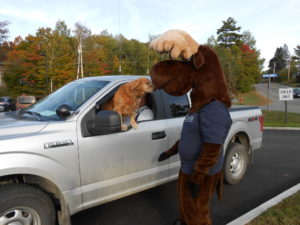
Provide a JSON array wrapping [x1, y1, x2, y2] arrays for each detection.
[[104, 77, 154, 131]]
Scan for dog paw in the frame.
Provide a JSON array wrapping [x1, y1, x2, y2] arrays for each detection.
[[121, 125, 128, 131], [132, 123, 138, 129]]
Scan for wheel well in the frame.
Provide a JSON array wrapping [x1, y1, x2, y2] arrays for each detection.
[[228, 132, 252, 160], [0, 174, 71, 225]]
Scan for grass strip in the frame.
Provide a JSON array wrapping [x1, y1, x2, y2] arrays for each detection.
[[236, 91, 269, 106], [263, 110, 300, 127], [246, 191, 300, 225]]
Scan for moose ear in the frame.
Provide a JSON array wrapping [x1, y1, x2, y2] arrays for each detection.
[[192, 50, 205, 70]]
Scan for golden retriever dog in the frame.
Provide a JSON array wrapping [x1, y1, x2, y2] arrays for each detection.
[[104, 77, 154, 131]]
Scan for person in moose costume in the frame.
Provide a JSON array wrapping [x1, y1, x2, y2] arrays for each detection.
[[149, 30, 232, 225]]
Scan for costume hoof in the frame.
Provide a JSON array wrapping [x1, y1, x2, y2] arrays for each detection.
[[158, 152, 170, 161], [172, 218, 186, 225]]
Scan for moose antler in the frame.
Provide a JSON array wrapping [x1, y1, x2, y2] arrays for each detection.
[[149, 30, 199, 59]]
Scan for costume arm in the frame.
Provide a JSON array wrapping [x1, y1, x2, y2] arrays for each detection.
[[158, 140, 179, 161], [190, 143, 222, 184]]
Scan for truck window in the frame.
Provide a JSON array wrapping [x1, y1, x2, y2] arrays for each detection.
[[28, 80, 109, 120], [164, 92, 190, 118]]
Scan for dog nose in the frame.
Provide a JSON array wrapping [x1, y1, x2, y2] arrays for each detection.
[[151, 82, 157, 91]]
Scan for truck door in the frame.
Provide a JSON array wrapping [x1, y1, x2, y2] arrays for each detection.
[[76, 88, 170, 209], [160, 91, 190, 180]]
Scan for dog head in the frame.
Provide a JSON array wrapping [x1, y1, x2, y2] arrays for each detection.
[[130, 77, 154, 96], [149, 30, 231, 110]]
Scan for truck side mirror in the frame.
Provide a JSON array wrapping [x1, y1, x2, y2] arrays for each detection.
[[87, 110, 121, 135], [56, 104, 74, 119]]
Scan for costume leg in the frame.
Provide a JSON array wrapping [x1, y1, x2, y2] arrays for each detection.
[[177, 171, 222, 225], [177, 171, 188, 224]]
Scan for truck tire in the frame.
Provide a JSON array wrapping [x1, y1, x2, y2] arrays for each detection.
[[224, 142, 249, 185], [0, 183, 56, 225]]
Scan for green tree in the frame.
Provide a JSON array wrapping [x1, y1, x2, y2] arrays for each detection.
[[73, 22, 91, 41], [294, 45, 300, 59], [217, 17, 242, 47], [292, 45, 300, 79], [55, 20, 71, 37], [206, 35, 218, 47], [241, 30, 256, 50], [4, 36, 46, 95], [268, 44, 290, 73], [0, 20, 9, 44], [213, 19, 263, 94], [4, 21, 77, 95], [37, 21, 78, 89], [0, 20, 11, 62]]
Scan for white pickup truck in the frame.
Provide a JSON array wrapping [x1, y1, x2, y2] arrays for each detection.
[[0, 75, 263, 225]]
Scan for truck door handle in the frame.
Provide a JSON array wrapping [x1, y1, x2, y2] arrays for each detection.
[[152, 131, 166, 140]]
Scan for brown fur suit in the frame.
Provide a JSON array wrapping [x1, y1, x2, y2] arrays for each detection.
[[149, 30, 232, 225]]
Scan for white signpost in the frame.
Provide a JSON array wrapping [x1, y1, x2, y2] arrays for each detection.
[[263, 74, 278, 111], [279, 88, 294, 123]]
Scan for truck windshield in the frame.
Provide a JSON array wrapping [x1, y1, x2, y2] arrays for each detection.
[[27, 80, 109, 120]]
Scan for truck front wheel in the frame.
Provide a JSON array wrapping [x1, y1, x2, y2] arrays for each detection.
[[224, 143, 249, 184], [0, 183, 56, 225]]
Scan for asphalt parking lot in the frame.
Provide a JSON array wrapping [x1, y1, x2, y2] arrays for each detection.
[[72, 130, 300, 225]]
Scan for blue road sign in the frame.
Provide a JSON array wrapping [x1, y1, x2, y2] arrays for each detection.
[[263, 74, 277, 78]]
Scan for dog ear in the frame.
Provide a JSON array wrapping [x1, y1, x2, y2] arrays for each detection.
[[130, 79, 141, 91], [192, 49, 205, 70]]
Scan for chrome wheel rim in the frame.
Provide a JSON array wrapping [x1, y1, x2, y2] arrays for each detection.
[[230, 152, 244, 177], [0, 207, 41, 225]]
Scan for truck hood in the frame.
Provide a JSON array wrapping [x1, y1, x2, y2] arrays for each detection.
[[0, 112, 48, 139]]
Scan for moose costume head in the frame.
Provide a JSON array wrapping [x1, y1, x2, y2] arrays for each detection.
[[149, 29, 231, 112], [149, 30, 232, 225]]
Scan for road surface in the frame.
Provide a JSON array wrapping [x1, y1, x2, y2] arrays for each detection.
[[71, 130, 300, 225], [255, 83, 300, 113]]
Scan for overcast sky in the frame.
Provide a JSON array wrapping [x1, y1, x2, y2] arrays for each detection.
[[1, 0, 300, 69]]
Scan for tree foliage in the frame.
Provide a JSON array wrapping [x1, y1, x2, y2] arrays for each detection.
[[268, 44, 290, 73], [294, 45, 300, 60], [212, 18, 263, 94], [2, 20, 162, 96], [292, 45, 300, 81], [217, 17, 242, 47], [0, 18, 272, 97], [0, 20, 13, 62], [0, 20, 10, 44]]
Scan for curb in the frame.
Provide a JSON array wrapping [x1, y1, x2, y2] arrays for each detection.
[[264, 127, 300, 130], [226, 183, 300, 225]]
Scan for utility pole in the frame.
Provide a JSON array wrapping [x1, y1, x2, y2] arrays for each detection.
[[50, 78, 53, 93], [267, 75, 270, 112], [273, 62, 276, 83], [267, 62, 276, 112], [298, 60, 300, 77], [77, 38, 84, 79], [118, 0, 122, 74], [287, 58, 291, 81], [146, 50, 149, 74]]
